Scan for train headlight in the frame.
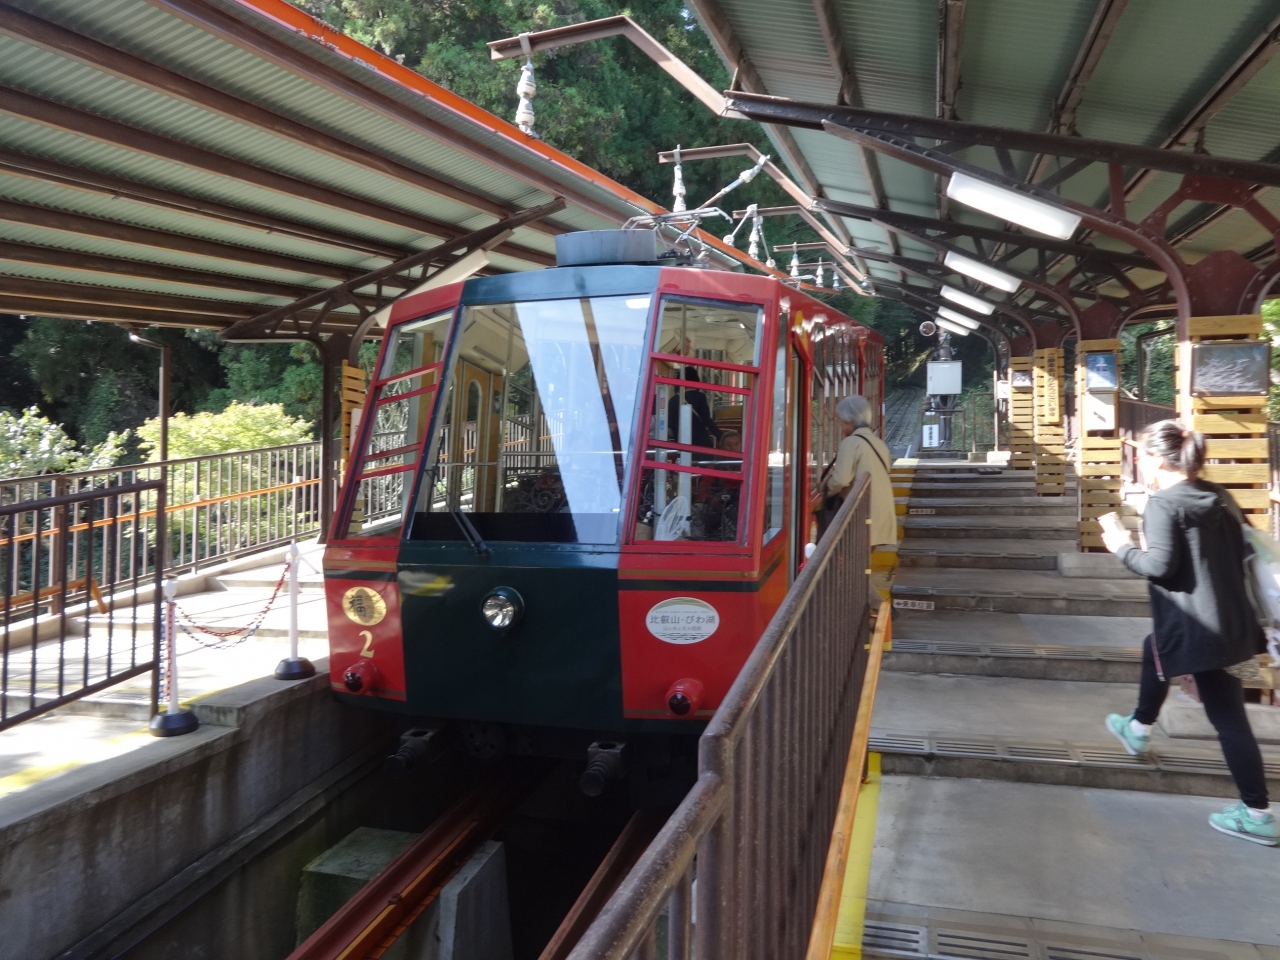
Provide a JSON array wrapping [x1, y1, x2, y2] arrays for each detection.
[[480, 587, 523, 631]]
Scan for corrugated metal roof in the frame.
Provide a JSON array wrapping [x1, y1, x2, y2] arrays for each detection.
[[695, 0, 1280, 331], [0, 0, 747, 333]]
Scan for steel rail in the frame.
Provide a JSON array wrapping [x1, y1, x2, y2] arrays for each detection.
[[286, 766, 539, 960], [537, 809, 670, 960]]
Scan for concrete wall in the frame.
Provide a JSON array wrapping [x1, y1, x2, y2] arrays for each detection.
[[0, 662, 396, 960]]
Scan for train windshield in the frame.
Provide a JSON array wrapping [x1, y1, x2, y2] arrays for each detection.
[[409, 295, 652, 544]]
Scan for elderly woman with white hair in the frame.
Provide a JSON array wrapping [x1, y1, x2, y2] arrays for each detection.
[[825, 396, 897, 604]]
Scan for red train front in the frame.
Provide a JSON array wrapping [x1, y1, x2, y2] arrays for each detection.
[[323, 231, 882, 790]]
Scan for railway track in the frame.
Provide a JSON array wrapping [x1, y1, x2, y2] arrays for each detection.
[[883, 386, 924, 455], [286, 763, 543, 960]]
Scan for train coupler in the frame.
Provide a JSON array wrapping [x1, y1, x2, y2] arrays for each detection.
[[579, 740, 627, 797], [383, 725, 445, 778]]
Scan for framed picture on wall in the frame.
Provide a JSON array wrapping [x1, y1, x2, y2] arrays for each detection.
[[1085, 353, 1118, 391], [1010, 370, 1033, 388], [1190, 341, 1271, 396]]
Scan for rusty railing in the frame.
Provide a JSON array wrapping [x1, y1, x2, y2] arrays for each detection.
[[2, 442, 324, 586], [1, 479, 165, 730], [566, 475, 874, 960]]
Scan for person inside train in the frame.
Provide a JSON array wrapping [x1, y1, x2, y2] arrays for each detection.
[[1100, 420, 1276, 846], [668, 366, 723, 451], [825, 396, 896, 606]]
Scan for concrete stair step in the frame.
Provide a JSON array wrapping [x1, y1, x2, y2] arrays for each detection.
[[902, 515, 1079, 540], [900, 497, 1077, 517], [212, 573, 325, 593], [892, 568, 1149, 616], [905, 481, 1076, 498], [871, 672, 1280, 796], [896, 538, 1076, 570], [887, 609, 1149, 680]]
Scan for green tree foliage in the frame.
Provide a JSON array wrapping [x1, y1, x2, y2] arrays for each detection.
[[1119, 319, 1175, 405], [13, 319, 225, 449], [0, 407, 128, 480], [137, 402, 315, 460], [293, 0, 794, 217], [201, 341, 324, 428]]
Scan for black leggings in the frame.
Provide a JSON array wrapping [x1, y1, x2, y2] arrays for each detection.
[[1135, 635, 1269, 809]]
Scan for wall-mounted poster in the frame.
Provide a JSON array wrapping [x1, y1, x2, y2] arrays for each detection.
[[1084, 391, 1117, 430], [1085, 353, 1118, 391], [1190, 341, 1271, 396], [1010, 369, 1033, 388]]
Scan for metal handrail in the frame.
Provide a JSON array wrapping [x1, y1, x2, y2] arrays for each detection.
[[805, 604, 891, 959], [567, 473, 874, 960], [2, 442, 326, 579], [0, 441, 320, 490], [2, 479, 165, 730]]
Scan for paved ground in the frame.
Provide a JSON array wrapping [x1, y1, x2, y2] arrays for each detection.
[[0, 542, 329, 799], [871, 775, 1280, 945], [892, 610, 1151, 648], [862, 460, 1280, 953]]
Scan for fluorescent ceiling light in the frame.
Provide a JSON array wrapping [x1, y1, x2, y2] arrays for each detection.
[[940, 285, 996, 315], [935, 317, 970, 337], [946, 172, 1082, 240], [937, 306, 981, 330], [944, 251, 1021, 293]]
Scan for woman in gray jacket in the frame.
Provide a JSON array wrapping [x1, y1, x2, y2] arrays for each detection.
[[1101, 420, 1275, 845]]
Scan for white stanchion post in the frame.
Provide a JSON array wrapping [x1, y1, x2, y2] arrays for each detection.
[[275, 541, 316, 680], [149, 578, 199, 737]]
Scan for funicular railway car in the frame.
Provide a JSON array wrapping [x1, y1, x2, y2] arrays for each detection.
[[323, 230, 883, 797]]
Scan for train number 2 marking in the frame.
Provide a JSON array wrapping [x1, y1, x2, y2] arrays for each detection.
[[359, 631, 375, 658]]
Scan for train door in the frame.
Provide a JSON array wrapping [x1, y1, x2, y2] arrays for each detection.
[[788, 340, 806, 581]]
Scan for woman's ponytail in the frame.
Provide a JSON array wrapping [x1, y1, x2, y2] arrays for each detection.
[[1140, 419, 1205, 479], [1181, 427, 1205, 480]]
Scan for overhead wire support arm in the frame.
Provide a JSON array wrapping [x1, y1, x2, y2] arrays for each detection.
[[488, 16, 744, 119]]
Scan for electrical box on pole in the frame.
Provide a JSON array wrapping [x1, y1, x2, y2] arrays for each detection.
[[926, 361, 962, 396]]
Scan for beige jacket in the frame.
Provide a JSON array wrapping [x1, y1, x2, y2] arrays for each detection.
[[826, 427, 897, 546]]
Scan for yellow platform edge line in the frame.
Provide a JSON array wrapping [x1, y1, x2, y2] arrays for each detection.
[[831, 753, 882, 957]]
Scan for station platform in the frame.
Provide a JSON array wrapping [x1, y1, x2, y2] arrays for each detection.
[[0, 541, 330, 801], [846, 460, 1280, 955]]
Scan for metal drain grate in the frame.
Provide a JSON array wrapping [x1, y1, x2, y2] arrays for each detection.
[[869, 731, 1273, 783], [935, 930, 1033, 959], [863, 908, 1242, 959], [863, 920, 927, 956], [1043, 946, 1142, 960]]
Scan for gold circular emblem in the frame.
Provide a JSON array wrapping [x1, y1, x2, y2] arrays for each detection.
[[342, 586, 387, 626]]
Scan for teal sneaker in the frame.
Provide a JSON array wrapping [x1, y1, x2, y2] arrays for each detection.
[[1209, 802, 1279, 846], [1105, 713, 1150, 756]]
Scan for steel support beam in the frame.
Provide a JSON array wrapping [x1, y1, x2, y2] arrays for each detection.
[[0, 2, 558, 238], [0, 149, 413, 262], [935, 0, 967, 217], [0, 86, 566, 263], [0, 294, 237, 329], [723, 89, 1280, 189], [808, 0, 898, 253], [684, 0, 853, 248], [1027, 0, 1128, 182], [0, 198, 372, 282], [143, 0, 641, 229], [1125, 11, 1280, 200], [222, 200, 566, 341], [0, 240, 320, 299], [0, 275, 341, 321], [812, 197, 1156, 270]]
